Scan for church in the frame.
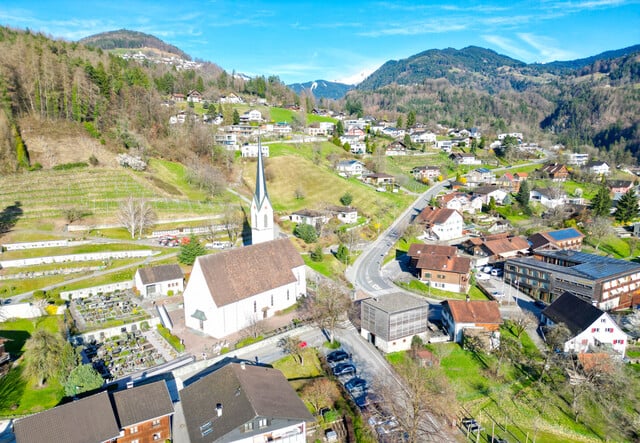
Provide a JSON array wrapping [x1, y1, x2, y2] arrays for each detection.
[[183, 142, 306, 338]]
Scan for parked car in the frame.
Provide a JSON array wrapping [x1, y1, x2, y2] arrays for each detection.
[[345, 377, 368, 393], [491, 268, 503, 277], [332, 362, 356, 377], [353, 393, 368, 408], [327, 349, 350, 364], [491, 291, 505, 298], [482, 266, 493, 273], [462, 418, 483, 433], [476, 272, 491, 281]]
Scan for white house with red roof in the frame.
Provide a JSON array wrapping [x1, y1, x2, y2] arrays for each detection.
[[417, 207, 464, 241]]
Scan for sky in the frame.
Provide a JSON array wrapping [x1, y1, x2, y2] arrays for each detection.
[[1, 1, 639, 85]]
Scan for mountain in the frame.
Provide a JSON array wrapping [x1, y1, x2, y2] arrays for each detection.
[[539, 44, 640, 73], [288, 80, 355, 100], [79, 29, 191, 60]]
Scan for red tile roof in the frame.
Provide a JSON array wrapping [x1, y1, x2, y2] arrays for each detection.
[[483, 236, 530, 255], [417, 207, 459, 225], [416, 254, 471, 274], [407, 243, 457, 259], [444, 300, 502, 324]]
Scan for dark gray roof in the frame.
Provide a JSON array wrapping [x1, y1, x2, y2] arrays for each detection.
[[535, 250, 640, 279], [137, 264, 183, 285], [181, 362, 314, 443], [542, 292, 604, 335], [112, 380, 174, 428], [362, 293, 429, 315], [14, 391, 120, 443]]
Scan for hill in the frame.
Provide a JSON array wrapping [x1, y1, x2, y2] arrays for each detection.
[[79, 29, 191, 60], [288, 80, 355, 100]]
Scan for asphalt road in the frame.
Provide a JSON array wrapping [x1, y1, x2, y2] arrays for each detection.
[[347, 180, 450, 295]]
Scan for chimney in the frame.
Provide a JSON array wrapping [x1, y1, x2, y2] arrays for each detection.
[[216, 403, 223, 417], [466, 295, 470, 302], [126, 381, 134, 389], [240, 361, 246, 370]]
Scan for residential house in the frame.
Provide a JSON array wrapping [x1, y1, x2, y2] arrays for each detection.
[[214, 133, 239, 151], [608, 180, 634, 200], [514, 171, 528, 183], [450, 152, 481, 166], [14, 381, 174, 443], [360, 293, 430, 353], [289, 209, 329, 227], [540, 163, 570, 182], [183, 239, 306, 338], [336, 160, 365, 177], [496, 172, 520, 192], [180, 362, 314, 443], [326, 205, 358, 224], [412, 165, 441, 182], [441, 299, 502, 343], [385, 141, 408, 156], [349, 142, 366, 154], [381, 127, 405, 138], [498, 132, 523, 141], [528, 228, 584, 251], [437, 140, 453, 152], [416, 207, 464, 241], [171, 93, 185, 102], [241, 143, 270, 158], [566, 152, 590, 166], [465, 168, 495, 187], [439, 192, 483, 214], [240, 109, 263, 123], [407, 244, 471, 293], [472, 185, 508, 205], [463, 234, 530, 266], [585, 161, 610, 176], [187, 90, 203, 103], [530, 187, 566, 208], [345, 126, 366, 140], [134, 264, 184, 297], [272, 122, 292, 136], [541, 292, 627, 356], [363, 173, 395, 186], [504, 249, 640, 309], [410, 130, 436, 144], [219, 93, 243, 104]]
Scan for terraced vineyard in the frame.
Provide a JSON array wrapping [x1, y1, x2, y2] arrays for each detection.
[[0, 167, 223, 224]]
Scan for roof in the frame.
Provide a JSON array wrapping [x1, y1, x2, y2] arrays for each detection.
[[607, 180, 633, 188], [292, 208, 325, 218], [181, 362, 314, 443], [136, 264, 183, 285], [443, 300, 501, 324], [337, 159, 363, 167], [473, 185, 503, 195], [541, 292, 604, 335], [585, 161, 608, 167], [361, 292, 429, 315], [546, 228, 584, 242], [14, 391, 120, 443], [475, 167, 491, 173], [417, 207, 459, 225], [541, 163, 568, 174], [365, 173, 394, 179], [195, 239, 304, 307], [407, 243, 457, 259], [112, 381, 174, 428], [483, 236, 530, 255], [416, 254, 471, 274]]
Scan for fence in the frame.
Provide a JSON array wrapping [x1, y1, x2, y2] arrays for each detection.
[[0, 250, 154, 268]]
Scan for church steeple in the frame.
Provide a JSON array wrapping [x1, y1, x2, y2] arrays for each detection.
[[250, 137, 274, 244]]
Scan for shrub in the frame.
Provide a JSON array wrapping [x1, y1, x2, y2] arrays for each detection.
[[83, 121, 101, 139], [340, 192, 353, 206], [140, 321, 150, 331], [117, 153, 147, 171], [310, 245, 323, 262], [88, 154, 99, 166], [53, 162, 88, 171], [157, 324, 185, 352], [293, 223, 317, 243], [29, 162, 43, 171]]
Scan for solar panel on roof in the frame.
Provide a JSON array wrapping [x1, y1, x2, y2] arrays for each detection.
[[547, 228, 581, 241]]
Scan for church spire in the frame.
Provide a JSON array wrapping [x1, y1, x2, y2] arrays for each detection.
[[250, 136, 274, 244], [254, 136, 269, 208]]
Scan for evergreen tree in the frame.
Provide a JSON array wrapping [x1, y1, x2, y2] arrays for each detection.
[[335, 120, 344, 136], [406, 110, 416, 129], [340, 192, 353, 206], [335, 244, 349, 264], [232, 109, 240, 125], [178, 235, 207, 265], [591, 185, 612, 217], [64, 364, 104, 397], [515, 180, 530, 211], [615, 189, 639, 223], [293, 223, 317, 243], [310, 245, 323, 262]]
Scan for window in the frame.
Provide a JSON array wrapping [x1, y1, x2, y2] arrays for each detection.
[[244, 422, 254, 432], [131, 440, 139, 443], [605, 328, 614, 333], [258, 418, 268, 428], [153, 433, 161, 440], [152, 419, 161, 426], [264, 213, 268, 228], [287, 289, 290, 301], [271, 294, 274, 306], [601, 318, 606, 323], [130, 426, 138, 434], [254, 301, 257, 313]]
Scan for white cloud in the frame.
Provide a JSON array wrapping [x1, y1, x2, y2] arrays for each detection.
[[517, 33, 577, 62], [482, 35, 535, 61]]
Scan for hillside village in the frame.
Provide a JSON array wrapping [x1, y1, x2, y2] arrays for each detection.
[[0, 27, 639, 443]]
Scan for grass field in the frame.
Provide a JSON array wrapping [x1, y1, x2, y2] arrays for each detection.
[[0, 316, 65, 416]]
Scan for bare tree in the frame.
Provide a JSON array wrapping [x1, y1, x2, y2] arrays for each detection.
[[278, 336, 304, 365], [305, 281, 351, 344], [221, 206, 243, 245], [376, 359, 456, 442], [117, 197, 157, 239], [586, 216, 613, 251], [507, 310, 538, 338], [300, 378, 340, 415], [62, 207, 87, 225]]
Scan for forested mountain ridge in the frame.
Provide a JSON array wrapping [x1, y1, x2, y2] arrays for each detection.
[[79, 29, 191, 60], [349, 45, 640, 159], [0, 26, 297, 173], [288, 80, 354, 100]]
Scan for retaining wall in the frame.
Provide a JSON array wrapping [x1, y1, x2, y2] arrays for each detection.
[[60, 281, 135, 301]]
